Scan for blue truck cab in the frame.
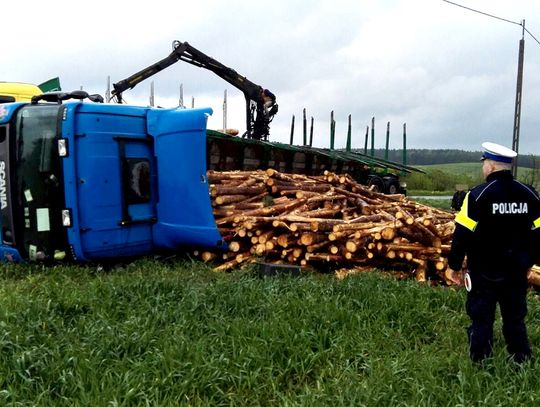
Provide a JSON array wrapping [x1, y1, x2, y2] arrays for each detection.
[[0, 93, 225, 262]]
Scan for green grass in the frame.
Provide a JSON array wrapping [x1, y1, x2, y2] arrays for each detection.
[[1, 260, 540, 405], [411, 197, 452, 211], [404, 162, 540, 195]]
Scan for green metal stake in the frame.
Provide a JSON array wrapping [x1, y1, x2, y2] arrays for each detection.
[[290, 115, 295, 145], [385, 121, 390, 161], [303, 108, 307, 146], [346, 114, 352, 152], [364, 125, 369, 155], [330, 111, 335, 150], [402, 123, 407, 166], [370, 117, 375, 157], [309, 117, 314, 147]]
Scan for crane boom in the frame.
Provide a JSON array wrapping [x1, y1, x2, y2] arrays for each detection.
[[111, 41, 277, 140]]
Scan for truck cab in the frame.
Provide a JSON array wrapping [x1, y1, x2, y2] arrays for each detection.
[[0, 93, 225, 262]]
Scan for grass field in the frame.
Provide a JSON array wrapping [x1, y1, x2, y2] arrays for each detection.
[[2, 260, 540, 406], [406, 162, 539, 195]]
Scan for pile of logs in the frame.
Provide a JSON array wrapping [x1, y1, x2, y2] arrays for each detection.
[[196, 169, 459, 285]]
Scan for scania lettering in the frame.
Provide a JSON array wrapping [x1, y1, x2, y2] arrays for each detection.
[[0, 161, 7, 209], [0, 91, 225, 262]]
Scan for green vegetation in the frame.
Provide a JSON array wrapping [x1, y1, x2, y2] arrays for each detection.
[[404, 163, 540, 194], [372, 148, 540, 169], [404, 163, 483, 195], [411, 197, 452, 211], [2, 260, 540, 406]]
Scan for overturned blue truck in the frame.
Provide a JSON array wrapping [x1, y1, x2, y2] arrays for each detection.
[[0, 41, 422, 263], [0, 93, 225, 262]]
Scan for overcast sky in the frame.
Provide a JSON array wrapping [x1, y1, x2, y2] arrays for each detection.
[[3, 0, 540, 154]]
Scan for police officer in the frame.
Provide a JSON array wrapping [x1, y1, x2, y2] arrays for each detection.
[[448, 142, 540, 363]]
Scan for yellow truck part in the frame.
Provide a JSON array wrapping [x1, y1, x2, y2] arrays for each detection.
[[0, 82, 42, 102]]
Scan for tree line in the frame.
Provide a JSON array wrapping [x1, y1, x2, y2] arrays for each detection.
[[366, 149, 539, 168]]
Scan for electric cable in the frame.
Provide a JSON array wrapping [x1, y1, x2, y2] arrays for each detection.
[[441, 0, 540, 46]]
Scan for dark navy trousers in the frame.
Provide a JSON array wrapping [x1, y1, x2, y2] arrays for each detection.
[[466, 272, 531, 363]]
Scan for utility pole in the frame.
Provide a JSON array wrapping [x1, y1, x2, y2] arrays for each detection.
[[511, 20, 525, 178]]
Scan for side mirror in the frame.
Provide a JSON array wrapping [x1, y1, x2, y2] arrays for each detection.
[[88, 94, 104, 103]]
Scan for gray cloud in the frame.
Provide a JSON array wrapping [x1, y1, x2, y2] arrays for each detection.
[[3, 0, 540, 154]]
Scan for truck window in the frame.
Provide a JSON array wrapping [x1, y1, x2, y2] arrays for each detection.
[[124, 158, 151, 204], [11, 105, 68, 260]]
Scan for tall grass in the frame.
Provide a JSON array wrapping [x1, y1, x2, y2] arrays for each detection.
[[1, 260, 540, 405]]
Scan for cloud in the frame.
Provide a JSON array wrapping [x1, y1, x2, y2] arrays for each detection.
[[2, 0, 540, 154]]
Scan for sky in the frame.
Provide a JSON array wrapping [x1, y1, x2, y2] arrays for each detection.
[[3, 0, 540, 155]]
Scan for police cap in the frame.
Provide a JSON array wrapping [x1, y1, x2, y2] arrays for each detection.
[[480, 142, 517, 164]]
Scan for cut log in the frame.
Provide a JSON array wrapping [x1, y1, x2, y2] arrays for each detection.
[[211, 185, 266, 197], [299, 232, 327, 246], [307, 240, 332, 253], [228, 241, 243, 253], [215, 194, 250, 206]]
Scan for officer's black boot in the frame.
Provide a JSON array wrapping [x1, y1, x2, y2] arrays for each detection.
[[503, 320, 531, 364], [468, 326, 493, 363]]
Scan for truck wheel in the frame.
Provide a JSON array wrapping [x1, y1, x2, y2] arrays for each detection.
[[387, 183, 398, 194], [368, 176, 384, 193]]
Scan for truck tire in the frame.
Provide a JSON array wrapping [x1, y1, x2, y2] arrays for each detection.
[[383, 175, 401, 195], [367, 176, 384, 193], [387, 182, 398, 194]]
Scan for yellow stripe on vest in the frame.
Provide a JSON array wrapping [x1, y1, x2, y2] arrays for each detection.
[[454, 192, 478, 232], [533, 216, 540, 230]]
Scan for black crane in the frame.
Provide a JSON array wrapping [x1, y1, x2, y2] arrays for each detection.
[[111, 41, 278, 140]]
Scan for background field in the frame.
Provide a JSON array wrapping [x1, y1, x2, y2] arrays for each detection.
[[405, 162, 539, 195]]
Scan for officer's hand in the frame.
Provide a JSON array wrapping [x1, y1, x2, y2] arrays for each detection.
[[445, 267, 463, 286]]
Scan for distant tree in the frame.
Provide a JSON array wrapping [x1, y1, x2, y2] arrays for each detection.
[[364, 149, 540, 168], [521, 155, 540, 190]]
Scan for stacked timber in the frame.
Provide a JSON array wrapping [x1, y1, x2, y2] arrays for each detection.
[[528, 265, 540, 287], [196, 168, 460, 285]]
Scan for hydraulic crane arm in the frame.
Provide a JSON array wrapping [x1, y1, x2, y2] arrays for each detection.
[[111, 41, 278, 140]]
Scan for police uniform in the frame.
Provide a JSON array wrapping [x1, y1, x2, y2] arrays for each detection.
[[448, 142, 540, 363]]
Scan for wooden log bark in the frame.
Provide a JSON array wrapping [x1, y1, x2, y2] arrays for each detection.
[[207, 168, 461, 285], [211, 184, 266, 197]]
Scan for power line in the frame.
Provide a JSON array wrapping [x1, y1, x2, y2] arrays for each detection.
[[441, 0, 521, 26], [441, 0, 540, 46], [524, 27, 540, 47]]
